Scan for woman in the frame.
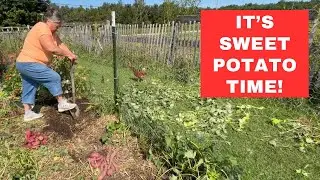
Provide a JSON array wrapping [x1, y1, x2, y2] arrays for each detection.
[[16, 7, 78, 121]]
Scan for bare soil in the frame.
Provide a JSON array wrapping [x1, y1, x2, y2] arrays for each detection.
[[7, 98, 159, 180], [40, 98, 98, 139]]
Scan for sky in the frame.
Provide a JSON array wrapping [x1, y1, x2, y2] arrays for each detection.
[[51, 0, 307, 9]]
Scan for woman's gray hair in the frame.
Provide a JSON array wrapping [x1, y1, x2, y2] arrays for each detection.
[[44, 7, 62, 22]]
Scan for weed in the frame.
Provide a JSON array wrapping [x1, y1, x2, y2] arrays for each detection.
[[100, 121, 126, 144], [0, 141, 39, 179]]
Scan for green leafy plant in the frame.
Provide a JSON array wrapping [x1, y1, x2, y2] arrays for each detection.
[[118, 80, 246, 179], [50, 57, 92, 99], [295, 164, 311, 178], [270, 117, 320, 152], [171, 58, 193, 84], [100, 121, 126, 144], [0, 91, 13, 118], [2, 64, 22, 97], [0, 141, 39, 179]]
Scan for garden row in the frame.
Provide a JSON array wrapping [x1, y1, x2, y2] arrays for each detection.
[[117, 78, 265, 179]]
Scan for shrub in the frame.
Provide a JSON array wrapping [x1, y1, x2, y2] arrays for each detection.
[[50, 57, 92, 100], [0, 91, 12, 118], [2, 64, 22, 97]]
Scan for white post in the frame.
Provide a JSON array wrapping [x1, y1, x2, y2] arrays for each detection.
[[112, 11, 116, 27]]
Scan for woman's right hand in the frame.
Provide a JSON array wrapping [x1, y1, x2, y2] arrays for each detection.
[[67, 53, 77, 62]]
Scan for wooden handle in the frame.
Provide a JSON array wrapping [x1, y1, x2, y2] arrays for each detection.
[[70, 63, 76, 103]]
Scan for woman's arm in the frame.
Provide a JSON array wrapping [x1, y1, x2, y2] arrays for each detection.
[[39, 34, 76, 60], [55, 34, 76, 58]]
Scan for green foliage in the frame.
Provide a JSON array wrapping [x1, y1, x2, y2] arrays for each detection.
[[295, 164, 311, 178], [0, 0, 318, 26], [0, 72, 23, 118], [0, 141, 39, 179], [54, 1, 196, 24], [171, 58, 195, 84], [0, 33, 25, 54], [0, 0, 50, 26], [50, 57, 92, 99], [100, 121, 126, 144], [0, 91, 12, 117], [270, 117, 320, 153], [49, 0, 318, 25], [219, 0, 320, 11], [308, 11, 320, 106], [2, 65, 22, 97], [118, 80, 254, 179]]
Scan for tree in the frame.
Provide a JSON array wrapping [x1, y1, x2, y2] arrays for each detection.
[[1, 0, 317, 26], [0, 0, 50, 26]]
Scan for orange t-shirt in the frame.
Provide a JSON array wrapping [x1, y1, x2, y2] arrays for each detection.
[[16, 22, 58, 65]]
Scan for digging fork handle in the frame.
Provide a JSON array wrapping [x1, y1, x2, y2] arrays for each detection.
[[70, 61, 76, 103]]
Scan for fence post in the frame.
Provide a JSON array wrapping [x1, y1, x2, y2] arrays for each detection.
[[112, 11, 119, 113], [309, 8, 320, 91], [168, 21, 178, 65], [193, 21, 200, 68], [309, 11, 319, 48]]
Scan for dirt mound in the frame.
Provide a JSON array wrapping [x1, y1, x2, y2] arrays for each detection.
[[40, 98, 99, 140], [25, 98, 159, 180], [54, 115, 158, 180]]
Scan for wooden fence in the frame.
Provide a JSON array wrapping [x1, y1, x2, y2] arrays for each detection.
[[58, 21, 201, 67], [0, 21, 201, 67]]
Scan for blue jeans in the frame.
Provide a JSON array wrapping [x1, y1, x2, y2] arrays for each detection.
[[16, 62, 63, 105]]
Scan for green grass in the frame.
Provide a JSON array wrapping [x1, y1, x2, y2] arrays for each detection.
[[73, 51, 130, 112], [75, 48, 192, 103], [77, 50, 320, 179], [212, 98, 320, 179]]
